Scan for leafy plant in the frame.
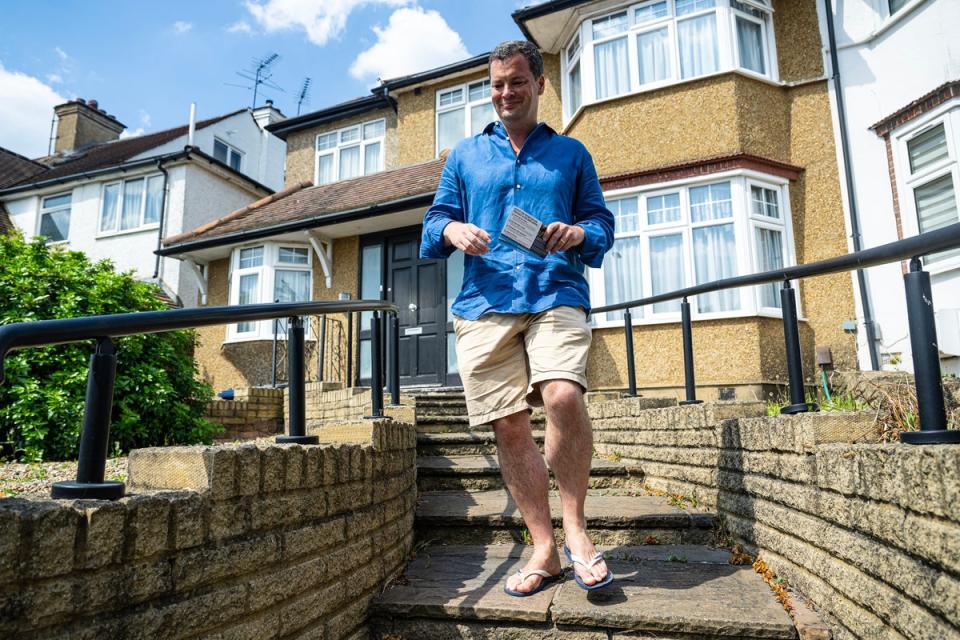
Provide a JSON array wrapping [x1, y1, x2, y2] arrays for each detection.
[[0, 232, 219, 461]]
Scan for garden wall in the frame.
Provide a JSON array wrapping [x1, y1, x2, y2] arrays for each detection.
[[590, 399, 960, 640], [206, 387, 285, 442]]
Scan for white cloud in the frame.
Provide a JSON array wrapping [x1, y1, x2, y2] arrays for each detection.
[[173, 21, 194, 34], [138, 109, 152, 128], [226, 20, 254, 34], [350, 7, 469, 82], [245, 0, 409, 46], [54, 46, 69, 61], [46, 73, 63, 84], [119, 127, 145, 139], [0, 62, 66, 158]]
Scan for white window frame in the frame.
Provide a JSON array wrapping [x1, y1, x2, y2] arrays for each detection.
[[561, 0, 777, 121], [97, 173, 164, 237], [314, 118, 386, 186], [892, 99, 960, 274], [588, 170, 796, 328], [37, 191, 72, 244], [435, 79, 497, 157], [226, 242, 314, 342], [213, 137, 244, 172]]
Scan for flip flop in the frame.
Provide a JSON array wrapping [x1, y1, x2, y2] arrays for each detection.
[[563, 544, 614, 591], [503, 568, 563, 597]]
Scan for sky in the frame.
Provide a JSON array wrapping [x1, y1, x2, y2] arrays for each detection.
[[0, 0, 541, 159]]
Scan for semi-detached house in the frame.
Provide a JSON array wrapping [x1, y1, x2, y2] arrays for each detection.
[[159, 0, 858, 399]]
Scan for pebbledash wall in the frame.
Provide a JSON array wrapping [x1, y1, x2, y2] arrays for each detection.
[[0, 419, 417, 640], [590, 398, 960, 640]]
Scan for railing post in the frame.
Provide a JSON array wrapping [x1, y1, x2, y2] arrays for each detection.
[[51, 337, 125, 500], [901, 258, 959, 443], [346, 311, 354, 387], [277, 316, 319, 445], [318, 314, 327, 383], [679, 298, 702, 405], [390, 313, 401, 406], [367, 311, 384, 418], [623, 308, 637, 398], [780, 280, 818, 414], [271, 318, 279, 388]]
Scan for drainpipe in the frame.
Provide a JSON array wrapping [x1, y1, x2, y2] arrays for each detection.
[[152, 159, 170, 279], [824, 0, 880, 371]]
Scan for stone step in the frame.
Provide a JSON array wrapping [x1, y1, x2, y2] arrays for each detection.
[[417, 415, 547, 434], [416, 431, 546, 456], [415, 490, 716, 546], [371, 544, 796, 640], [417, 455, 643, 492]]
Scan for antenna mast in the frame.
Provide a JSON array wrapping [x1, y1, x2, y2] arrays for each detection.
[[296, 78, 312, 115]]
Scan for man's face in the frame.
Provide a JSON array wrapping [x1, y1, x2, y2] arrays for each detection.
[[490, 53, 545, 128]]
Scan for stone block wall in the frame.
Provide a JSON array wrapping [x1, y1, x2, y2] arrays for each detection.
[[206, 387, 285, 441], [590, 399, 960, 640], [0, 419, 417, 640], [302, 384, 415, 427]]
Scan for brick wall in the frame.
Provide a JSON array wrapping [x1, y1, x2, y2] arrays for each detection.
[[0, 419, 417, 639], [300, 384, 415, 427], [206, 387, 285, 441], [590, 399, 960, 640]]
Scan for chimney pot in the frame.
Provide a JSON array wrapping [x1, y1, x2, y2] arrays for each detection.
[[77, 98, 86, 105], [88, 99, 98, 109]]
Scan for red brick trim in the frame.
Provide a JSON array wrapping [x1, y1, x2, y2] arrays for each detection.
[[882, 134, 909, 274], [870, 80, 960, 137], [599, 153, 803, 191]]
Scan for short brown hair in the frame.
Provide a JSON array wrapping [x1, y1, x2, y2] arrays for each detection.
[[489, 40, 544, 78]]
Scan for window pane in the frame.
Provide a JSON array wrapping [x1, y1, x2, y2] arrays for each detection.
[[567, 33, 581, 62], [363, 120, 385, 139], [470, 103, 495, 136], [568, 61, 582, 114], [274, 270, 311, 302], [364, 142, 382, 174], [751, 186, 779, 219], [690, 182, 732, 222], [121, 178, 144, 230], [637, 27, 671, 85], [340, 146, 361, 180], [229, 150, 242, 171], [593, 11, 628, 39], [278, 247, 309, 264], [647, 193, 681, 225], [468, 80, 491, 102], [237, 273, 259, 332], [607, 197, 640, 233], [636, 1, 668, 24], [693, 223, 739, 312], [676, 0, 715, 15], [603, 236, 643, 321], [437, 107, 465, 153], [731, 0, 766, 19], [100, 183, 120, 232], [755, 228, 784, 308], [446, 250, 464, 323], [360, 244, 382, 327], [360, 339, 371, 380], [317, 153, 335, 185], [915, 174, 960, 263], [340, 127, 360, 143], [736, 17, 765, 74], [439, 88, 463, 107], [594, 37, 630, 99], [239, 246, 264, 268], [908, 124, 948, 174], [144, 175, 163, 224], [650, 234, 684, 313], [447, 332, 458, 375], [678, 13, 719, 79], [317, 133, 337, 150], [43, 194, 71, 209], [39, 210, 69, 242], [889, 0, 909, 14], [213, 139, 229, 163]]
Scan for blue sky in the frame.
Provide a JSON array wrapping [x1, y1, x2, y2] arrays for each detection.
[[0, 0, 536, 158]]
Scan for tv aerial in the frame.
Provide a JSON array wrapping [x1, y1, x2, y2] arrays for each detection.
[[296, 78, 312, 116], [226, 53, 285, 108]]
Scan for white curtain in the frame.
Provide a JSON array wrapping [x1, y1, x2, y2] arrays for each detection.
[[568, 61, 582, 113], [736, 18, 765, 74], [638, 27, 670, 85], [693, 224, 739, 312], [437, 108, 464, 153], [647, 193, 681, 225], [144, 175, 163, 224], [594, 37, 630, 99], [678, 13, 719, 79], [317, 154, 335, 185], [755, 228, 783, 308], [471, 103, 495, 136], [609, 197, 640, 233], [364, 142, 382, 175], [604, 236, 643, 321], [339, 146, 361, 180], [237, 273, 259, 333], [121, 178, 144, 230], [100, 183, 120, 232], [690, 182, 732, 222], [274, 270, 311, 303], [650, 234, 684, 313]]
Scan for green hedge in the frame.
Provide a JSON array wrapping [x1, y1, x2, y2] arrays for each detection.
[[0, 232, 219, 461]]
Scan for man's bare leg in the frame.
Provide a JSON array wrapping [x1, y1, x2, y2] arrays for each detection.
[[541, 379, 609, 586], [493, 409, 561, 593]]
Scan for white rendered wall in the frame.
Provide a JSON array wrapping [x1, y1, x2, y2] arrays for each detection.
[[820, 0, 960, 374]]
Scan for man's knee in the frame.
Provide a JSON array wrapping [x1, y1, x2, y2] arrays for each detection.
[[492, 410, 531, 446], [540, 379, 585, 413]]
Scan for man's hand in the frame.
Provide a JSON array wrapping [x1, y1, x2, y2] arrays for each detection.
[[443, 222, 491, 256], [543, 222, 585, 253]]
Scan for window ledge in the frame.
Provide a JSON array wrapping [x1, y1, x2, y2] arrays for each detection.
[[96, 224, 161, 240]]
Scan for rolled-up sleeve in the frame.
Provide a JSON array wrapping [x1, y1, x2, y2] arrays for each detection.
[[573, 148, 615, 268], [420, 153, 463, 260]]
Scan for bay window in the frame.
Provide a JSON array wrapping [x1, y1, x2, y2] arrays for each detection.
[[228, 243, 313, 341], [38, 192, 72, 243], [590, 173, 793, 325], [99, 174, 164, 234], [436, 80, 497, 155], [315, 118, 385, 186], [563, 0, 776, 119]]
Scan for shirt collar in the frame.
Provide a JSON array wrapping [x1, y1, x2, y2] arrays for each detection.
[[483, 120, 556, 141]]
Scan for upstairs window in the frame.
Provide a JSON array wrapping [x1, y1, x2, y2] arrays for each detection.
[[213, 138, 243, 171], [39, 192, 71, 243], [436, 80, 497, 155], [315, 118, 385, 186], [99, 174, 164, 234], [563, 0, 776, 119]]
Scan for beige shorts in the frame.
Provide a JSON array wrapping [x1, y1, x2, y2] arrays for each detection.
[[453, 306, 592, 426]]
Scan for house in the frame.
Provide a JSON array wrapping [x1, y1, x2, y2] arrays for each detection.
[[818, 0, 960, 375], [0, 98, 287, 307], [0, 147, 48, 235], [160, 0, 857, 399]]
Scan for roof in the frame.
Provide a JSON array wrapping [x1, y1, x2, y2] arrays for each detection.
[[870, 80, 960, 137], [378, 53, 491, 92], [0, 147, 48, 189], [160, 157, 446, 254], [266, 95, 393, 140], [512, 0, 591, 46], [0, 203, 13, 235]]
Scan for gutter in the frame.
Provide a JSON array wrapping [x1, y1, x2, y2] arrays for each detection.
[[825, 0, 880, 371], [511, 0, 591, 45], [152, 158, 170, 279]]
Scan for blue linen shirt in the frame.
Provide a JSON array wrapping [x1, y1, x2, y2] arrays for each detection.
[[420, 121, 614, 320]]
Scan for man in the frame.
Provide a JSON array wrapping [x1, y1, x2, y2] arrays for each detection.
[[420, 40, 615, 596]]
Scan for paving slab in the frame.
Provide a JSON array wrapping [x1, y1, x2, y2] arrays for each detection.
[[418, 456, 642, 477]]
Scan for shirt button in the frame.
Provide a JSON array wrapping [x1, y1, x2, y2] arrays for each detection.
[[515, 184, 521, 189], [515, 266, 521, 271]]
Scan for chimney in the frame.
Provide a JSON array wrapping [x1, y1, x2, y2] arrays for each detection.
[[53, 98, 127, 154], [252, 99, 286, 130]]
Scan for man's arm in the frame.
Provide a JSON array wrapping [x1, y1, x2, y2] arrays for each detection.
[[421, 152, 490, 259], [543, 146, 614, 265]]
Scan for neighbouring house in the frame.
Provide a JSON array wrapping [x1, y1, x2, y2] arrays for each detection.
[[0, 147, 48, 235], [819, 0, 960, 375], [0, 98, 287, 307], [160, 0, 858, 400]]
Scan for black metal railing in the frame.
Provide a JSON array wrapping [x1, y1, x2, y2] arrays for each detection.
[[0, 300, 399, 500], [593, 222, 960, 445]]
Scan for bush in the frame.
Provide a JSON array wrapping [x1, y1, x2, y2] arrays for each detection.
[[0, 232, 219, 461]]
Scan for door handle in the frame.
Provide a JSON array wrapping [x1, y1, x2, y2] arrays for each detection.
[[408, 303, 418, 311]]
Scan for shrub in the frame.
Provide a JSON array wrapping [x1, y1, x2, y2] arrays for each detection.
[[0, 232, 219, 461]]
